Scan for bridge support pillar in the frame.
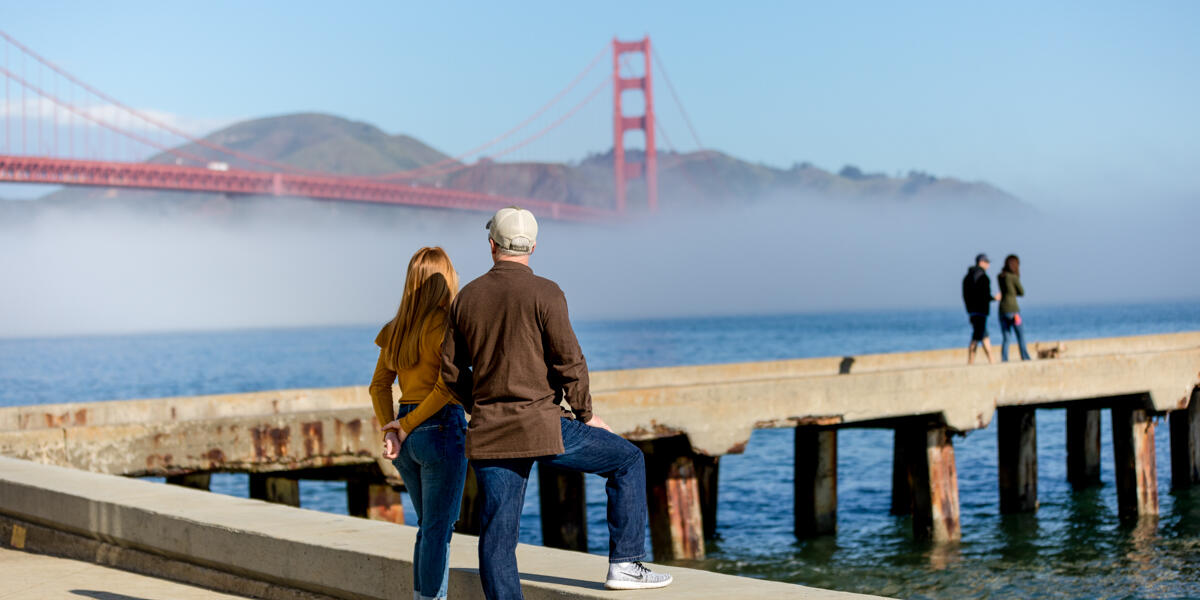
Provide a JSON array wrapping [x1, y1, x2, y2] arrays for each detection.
[[165, 472, 211, 491], [1170, 387, 1200, 490], [890, 430, 911, 515], [538, 463, 587, 551], [694, 454, 720, 540], [347, 481, 405, 524], [998, 406, 1038, 513], [456, 463, 482, 535], [899, 423, 961, 542], [637, 435, 706, 560], [1112, 405, 1158, 519], [1067, 407, 1103, 490], [248, 474, 299, 507], [794, 427, 837, 538]]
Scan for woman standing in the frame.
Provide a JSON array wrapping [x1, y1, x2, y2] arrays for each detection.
[[997, 254, 1031, 361], [370, 247, 466, 600]]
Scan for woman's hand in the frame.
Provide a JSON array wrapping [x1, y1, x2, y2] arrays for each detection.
[[382, 430, 401, 459], [381, 420, 408, 459]]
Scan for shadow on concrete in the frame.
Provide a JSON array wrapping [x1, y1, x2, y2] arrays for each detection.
[[518, 572, 607, 591], [71, 591, 156, 600]]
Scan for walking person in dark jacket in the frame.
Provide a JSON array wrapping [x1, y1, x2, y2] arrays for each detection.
[[441, 207, 673, 599], [997, 254, 1031, 361], [962, 253, 1001, 364]]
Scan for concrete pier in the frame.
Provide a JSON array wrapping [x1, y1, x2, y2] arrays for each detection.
[[0, 331, 1198, 561]]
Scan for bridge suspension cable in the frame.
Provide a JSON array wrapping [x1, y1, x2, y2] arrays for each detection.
[[372, 45, 610, 180], [0, 29, 320, 174]]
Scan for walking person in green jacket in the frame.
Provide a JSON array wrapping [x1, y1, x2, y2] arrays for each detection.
[[997, 254, 1031, 361]]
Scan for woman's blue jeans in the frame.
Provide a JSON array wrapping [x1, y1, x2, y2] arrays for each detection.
[[390, 403, 468, 600], [472, 417, 647, 600], [999, 312, 1031, 361]]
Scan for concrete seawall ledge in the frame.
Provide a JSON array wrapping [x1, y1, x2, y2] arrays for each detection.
[[0, 456, 884, 600]]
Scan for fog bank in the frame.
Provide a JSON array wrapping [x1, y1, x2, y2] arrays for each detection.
[[1, 194, 1196, 338]]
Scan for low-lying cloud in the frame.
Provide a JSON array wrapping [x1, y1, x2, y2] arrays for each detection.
[[1, 192, 1196, 338]]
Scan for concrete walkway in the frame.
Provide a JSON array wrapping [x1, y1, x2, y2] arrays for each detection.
[[0, 546, 249, 600]]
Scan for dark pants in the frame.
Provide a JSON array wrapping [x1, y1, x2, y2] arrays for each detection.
[[969, 313, 989, 342], [999, 312, 1031, 361], [390, 403, 468, 600], [472, 417, 647, 600]]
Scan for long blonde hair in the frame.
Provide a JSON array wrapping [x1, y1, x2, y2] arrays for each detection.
[[384, 247, 459, 370]]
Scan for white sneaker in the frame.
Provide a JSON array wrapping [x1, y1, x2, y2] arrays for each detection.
[[604, 561, 673, 590]]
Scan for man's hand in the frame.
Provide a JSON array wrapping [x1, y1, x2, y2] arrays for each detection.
[[585, 414, 615, 434], [994, 293, 1002, 301]]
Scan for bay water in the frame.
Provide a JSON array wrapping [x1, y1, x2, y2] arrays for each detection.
[[3, 300, 1199, 599]]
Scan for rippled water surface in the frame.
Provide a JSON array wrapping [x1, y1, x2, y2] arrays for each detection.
[[3, 301, 1199, 599]]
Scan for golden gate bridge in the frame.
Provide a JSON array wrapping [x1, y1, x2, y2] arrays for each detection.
[[0, 32, 705, 222]]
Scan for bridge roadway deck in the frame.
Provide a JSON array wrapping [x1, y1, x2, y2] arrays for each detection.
[[0, 332, 1197, 474], [0, 457, 879, 599]]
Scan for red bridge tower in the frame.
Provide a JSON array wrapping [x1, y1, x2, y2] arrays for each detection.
[[612, 37, 657, 214]]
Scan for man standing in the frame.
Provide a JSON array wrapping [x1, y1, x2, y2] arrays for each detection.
[[962, 253, 1002, 364], [441, 207, 673, 599]]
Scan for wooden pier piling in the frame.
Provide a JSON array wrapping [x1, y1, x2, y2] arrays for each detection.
[[637, 436, 706, 560], [1067, 407, 1102, 490], [1169, 387, 1200, 489], [165, 472, 211, 491], [248, 474, 300, 507], [890, 431, 912, 515], [537, 463, 587, 551], [456, 464, 482, 534], [997, 406, 1038, 513], [693, 454, 720, 540], [1112, 404, 1158, 519], [794, 427, 837, 537], [347, 481, 405, 524], [899, 423, 961, 542]]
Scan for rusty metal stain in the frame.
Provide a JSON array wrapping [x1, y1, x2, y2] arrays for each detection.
[[725, 440, 748, 454], [345, 419, 363, 438], [73, 409, 87, 426], [204, 448, 226, 465]]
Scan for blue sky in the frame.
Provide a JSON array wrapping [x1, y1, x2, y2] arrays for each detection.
[[1, 1, 1198, 212]]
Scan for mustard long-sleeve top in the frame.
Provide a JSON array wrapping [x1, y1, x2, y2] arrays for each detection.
[[369, 309, 459, 436]]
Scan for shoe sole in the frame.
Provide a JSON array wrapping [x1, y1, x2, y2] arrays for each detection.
[[604, 578, 673, 590]]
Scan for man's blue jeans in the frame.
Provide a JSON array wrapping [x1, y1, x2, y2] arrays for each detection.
[[390, 403, 468, 600], [999, 312, 1031, 361], [472, 417, 647, 600]]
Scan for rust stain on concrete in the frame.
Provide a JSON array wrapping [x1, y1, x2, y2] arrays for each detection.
[[204, 448, 225, 465], [251, 426, 291, 460], [302, 421, 324, 457]]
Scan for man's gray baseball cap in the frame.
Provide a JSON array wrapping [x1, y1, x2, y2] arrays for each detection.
[[487, 206, 538, 253]]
